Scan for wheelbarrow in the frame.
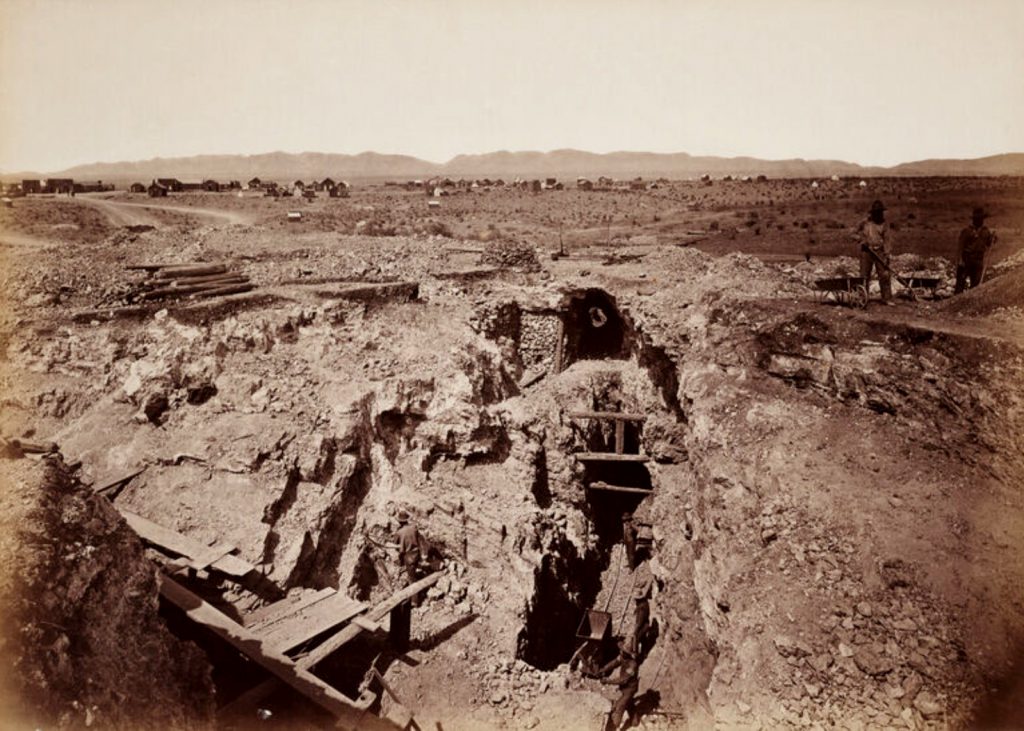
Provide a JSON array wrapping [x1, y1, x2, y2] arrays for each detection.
[[569, 609, 613, 677], [813, 276, 868, 308], [861, 245, 942, 301]]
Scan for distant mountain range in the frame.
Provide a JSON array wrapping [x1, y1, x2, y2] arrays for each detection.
[[5, 150, 1023, 184]]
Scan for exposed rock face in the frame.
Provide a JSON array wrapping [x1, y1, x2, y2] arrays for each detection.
[[0, 457, 214, 731]]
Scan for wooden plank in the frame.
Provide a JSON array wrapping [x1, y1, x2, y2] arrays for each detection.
[[566, 411, 646, 421], [156, 575, 386, 729], [120, 510, 254, 578], [299, 571, 443, 670], [260, 593, 368, 653], [351, 616, 383, 633], [152, 264, 228, 279], [5, 437, 58, 454], [574, 452, 649, 463], [239, 573, 445, 715], [615, 420, 625, 454], [190, 542, 238, 571], [94, 467, 146, 496], [245, 587, 336, 631], [588, 482, 654, 495]]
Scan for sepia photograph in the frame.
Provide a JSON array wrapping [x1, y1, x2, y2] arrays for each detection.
[[0, 1, 1022, 729]]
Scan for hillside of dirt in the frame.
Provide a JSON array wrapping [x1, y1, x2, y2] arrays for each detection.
[[0, 455, 215, 730], [1, 177, 1022, 730]]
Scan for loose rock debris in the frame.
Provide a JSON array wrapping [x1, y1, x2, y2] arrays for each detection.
[[1, 178, 1023, 730]]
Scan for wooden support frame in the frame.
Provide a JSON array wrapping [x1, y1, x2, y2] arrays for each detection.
[[157, 574, 392, 730], [566, 411, 645, 421], [552, 317, 565, 374], [299, 571, 443, 669], [587, 482, 654, 495], [220, 572, 444, 723], [574, 452, 649, 463]]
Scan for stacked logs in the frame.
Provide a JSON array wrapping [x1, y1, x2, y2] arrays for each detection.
[[125, 262, 254, 302]]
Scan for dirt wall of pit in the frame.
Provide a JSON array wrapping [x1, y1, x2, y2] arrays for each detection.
[[0, 456, 215, 731]]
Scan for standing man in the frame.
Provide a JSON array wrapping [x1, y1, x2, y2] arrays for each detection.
[[622, 513, 638, 569], [955, 207, 997, 293], [394, 509, 423, 604], [600, 639, 640, 731], [855, 200, 895, 305], [631, 583, 651, 659]]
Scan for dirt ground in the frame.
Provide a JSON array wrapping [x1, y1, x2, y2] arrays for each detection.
[[1, 177, 1022, 731]]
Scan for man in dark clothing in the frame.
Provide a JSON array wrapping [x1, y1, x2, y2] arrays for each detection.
[[394, 510, 422, 585], [622, 513, 638, 569], [600, 639, 640, 731], [631, 583, 651, 659], [855, 200, 895, 304], [955, 207, 997, 293], [393, 509, 425, 606]]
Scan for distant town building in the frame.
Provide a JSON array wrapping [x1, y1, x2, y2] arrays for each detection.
[[129, 182, 146, 193], [156, 178, 183, 192], [22, 179, 42, 194], [148, 181, 169, 197], [46, 178, 74, 194], [73, 180, 113, 193]]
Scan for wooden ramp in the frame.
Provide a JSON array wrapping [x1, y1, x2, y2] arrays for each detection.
[[250, 589, 369, 654], [118, 507, 434, 729], [158, 574, 402, 731], [121, 510, 255, 577], [219, 572, 442, 727]]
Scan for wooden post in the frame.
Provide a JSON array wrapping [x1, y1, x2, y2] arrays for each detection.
[[552, 317, 565, 374]]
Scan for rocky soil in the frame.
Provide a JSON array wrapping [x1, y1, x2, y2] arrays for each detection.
[[1, 178, 1022, 730]]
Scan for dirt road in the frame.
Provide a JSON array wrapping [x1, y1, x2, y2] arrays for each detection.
[[77, 196, 252, 227], [0, 230, 52, 248]]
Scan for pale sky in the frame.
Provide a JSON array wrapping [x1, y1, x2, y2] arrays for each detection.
[[1, 0, 1022, 173]]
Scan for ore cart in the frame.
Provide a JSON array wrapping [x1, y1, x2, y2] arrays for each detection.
[[569, 609, 613, 676]]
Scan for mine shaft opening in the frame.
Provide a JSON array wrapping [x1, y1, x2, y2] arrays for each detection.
[[579, 418, 642, 455], [516, 552, 603, 672], [584, 482, 651, 552], [562, 289, 631, 365]]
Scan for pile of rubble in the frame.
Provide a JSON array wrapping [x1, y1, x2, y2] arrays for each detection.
[[749, 498, 977, 729], [480, 240, 542, 272]]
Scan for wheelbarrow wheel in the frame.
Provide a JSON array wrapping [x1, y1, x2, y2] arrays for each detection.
[[853, 284, 868, 309]]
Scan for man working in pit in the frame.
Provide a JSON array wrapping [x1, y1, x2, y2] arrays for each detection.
[[599, 638, 640, 731], [631, 582, 652, 660], [622, 512, 638, 569], [955, 207, 997, 293], [394, 509, 424, 605], [855, 200, 896, 305]]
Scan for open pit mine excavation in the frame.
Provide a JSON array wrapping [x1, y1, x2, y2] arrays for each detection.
[[1, 175, 1023, 731]]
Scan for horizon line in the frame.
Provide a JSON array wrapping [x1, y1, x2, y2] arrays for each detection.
[[3, 148, 1023, 178]]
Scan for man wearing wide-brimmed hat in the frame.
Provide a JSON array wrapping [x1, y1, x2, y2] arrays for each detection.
[[855, 199, 895, 304], [394, 509, 424, 595], [955, 206, 997, 294]]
